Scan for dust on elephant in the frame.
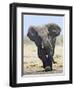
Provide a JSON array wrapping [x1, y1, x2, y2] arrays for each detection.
[[27, 23, 61, 71]]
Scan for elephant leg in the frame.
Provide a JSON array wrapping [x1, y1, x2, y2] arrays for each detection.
[[38, 47, 46, 68], [51, 38, 57, 64], [44, 55, 52, 71], [38, 47, 52, 71]]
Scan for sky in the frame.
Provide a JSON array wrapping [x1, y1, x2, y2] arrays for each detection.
[[23, 15, 64, 37]]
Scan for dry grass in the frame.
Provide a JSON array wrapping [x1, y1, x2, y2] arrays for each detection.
[[23, 39, 63, 75]]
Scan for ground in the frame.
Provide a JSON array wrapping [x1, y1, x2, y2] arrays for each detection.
[[23, 37, 63, 75]]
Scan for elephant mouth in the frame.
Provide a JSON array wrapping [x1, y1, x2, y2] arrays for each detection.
[[41, 45, 53, 56]]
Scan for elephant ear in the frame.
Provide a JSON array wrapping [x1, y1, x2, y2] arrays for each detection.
[[27, 26, 38, 41], [46, 24, 61, 36]]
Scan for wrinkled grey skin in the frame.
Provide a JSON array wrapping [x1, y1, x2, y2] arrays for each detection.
[[27, 23, 61, 71]]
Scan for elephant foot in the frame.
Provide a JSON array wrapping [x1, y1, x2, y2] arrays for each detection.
[[45, 66, 52, 72], [53, 60, 57, 64]]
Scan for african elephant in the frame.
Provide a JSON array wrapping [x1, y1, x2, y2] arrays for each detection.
[[27, 23, 61, 71]]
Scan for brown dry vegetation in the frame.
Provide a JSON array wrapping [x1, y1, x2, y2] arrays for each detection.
[[23, 36, 63, 75]]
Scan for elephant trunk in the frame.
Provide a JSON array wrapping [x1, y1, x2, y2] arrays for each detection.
[[42, 37, 53, 56]]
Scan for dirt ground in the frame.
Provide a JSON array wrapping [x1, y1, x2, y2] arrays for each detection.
[[23, 41, 63, 75]]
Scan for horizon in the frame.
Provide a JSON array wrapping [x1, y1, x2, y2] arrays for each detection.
[[23, 14, 64, 37]]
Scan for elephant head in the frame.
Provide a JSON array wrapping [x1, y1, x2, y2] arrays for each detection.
[[27, 23, 61, 56]]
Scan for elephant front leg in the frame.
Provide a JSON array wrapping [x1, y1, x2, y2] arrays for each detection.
[[44, 55, 52, 71], [38, 47, 52, 71], [39, 55, 52, 71]]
